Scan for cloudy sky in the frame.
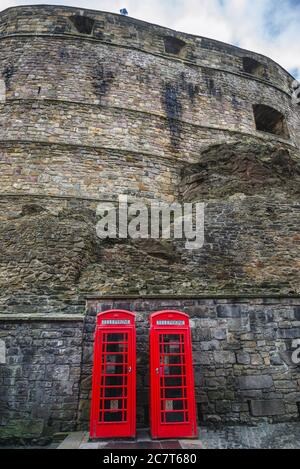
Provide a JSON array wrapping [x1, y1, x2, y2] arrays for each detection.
[[1, 0, 299, 78]]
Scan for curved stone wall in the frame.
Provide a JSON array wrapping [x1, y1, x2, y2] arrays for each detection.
[[0, 5, 299, 202], [0, 5, 295, 93]]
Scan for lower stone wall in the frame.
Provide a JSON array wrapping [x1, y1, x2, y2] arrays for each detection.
[[0, 297, 299, 442], [0, 317, 84, 443], [79, 297, 300, 429]]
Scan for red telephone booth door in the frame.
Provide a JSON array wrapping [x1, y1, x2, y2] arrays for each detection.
[[90, 310, 136, 439], [150, 311, 197, 439]]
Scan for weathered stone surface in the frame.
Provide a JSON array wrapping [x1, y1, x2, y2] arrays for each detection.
[[238, 375, 274, 390], [278, 329, 300, 339], [236, 352, 251, 365], [0, 320, 83, 442], [182, 143, 300, 201], [249, 400, 285, 417], [217, 305, 242, 318]]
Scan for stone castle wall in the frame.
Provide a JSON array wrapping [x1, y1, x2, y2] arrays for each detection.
[[0, 5, 299, 442], [0, 5, 299, 203], [1, 297, 299, 442]]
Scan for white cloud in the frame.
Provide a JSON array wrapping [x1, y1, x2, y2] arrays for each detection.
[[0, 0, 299, 78]]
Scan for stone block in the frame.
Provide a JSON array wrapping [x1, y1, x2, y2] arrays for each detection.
[[213, 329, 227, 340], [215, 401, 232, 414], [278, 328, 300, 339], [217, 305, 241, 318], [236, 352, 251, 365], [0, 419, 44, 440], [213, 351, 236, 364], [238, 375, 273, 390], [294, 307, 300, 321], [249, 400, 285, 417]]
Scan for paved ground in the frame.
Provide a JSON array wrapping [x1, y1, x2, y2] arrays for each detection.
[[57, 423, 300, 450]]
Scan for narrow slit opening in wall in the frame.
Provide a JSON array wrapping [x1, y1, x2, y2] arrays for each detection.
[[197, 403, 203, 423], [70, 15, 95, 35], [253, 104, 290, 139], [243, 57, 267, 79], [247, 400, 252, 416], [164, 36, 186, 55]]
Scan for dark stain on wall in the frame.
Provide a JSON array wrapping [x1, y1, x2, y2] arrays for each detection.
[[186, 82, 200, 104], [2, 64, 15, 89], [59, 47, 70, 61], [161, 75, 200, 146], [92, 64, 115, 98], [179, 72, 199, 105], [201, 68, 222, 100], [162, 82, 183, 148], [52, 17, 70, 34]]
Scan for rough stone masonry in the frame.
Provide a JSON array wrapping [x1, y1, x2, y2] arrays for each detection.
[[0, 4, 299, 443]]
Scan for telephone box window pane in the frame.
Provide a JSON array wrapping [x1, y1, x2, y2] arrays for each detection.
[[106, 343, 128, 353], [165, 412, 185, 423], [104, 411, 124, 422], [103, 375, 127, 386], [105, 364, 126, 374], [166, 334, 180, 341], [161, 354, 182, 365], [107, 333, 126, 342], [164, 388, 185, 399], [164, 365, 184, 375], [103, 399, 127, 410], [104, 387, 125, 398], [164, 377, 183, 387], [161, 344, 182, 354], [174, 400, 184, 410], [102, 377, 126, 390], [161, 400, 185, 411]]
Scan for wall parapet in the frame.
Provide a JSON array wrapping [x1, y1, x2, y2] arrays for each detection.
[[0, 4, 295, 94]]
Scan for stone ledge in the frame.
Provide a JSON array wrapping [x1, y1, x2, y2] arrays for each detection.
[[1, 101, 295, 148], [0, 314, 85, 322], [0, 136, 296, 162], [0, 192, 116, 203], [85, 293, 300, 300]]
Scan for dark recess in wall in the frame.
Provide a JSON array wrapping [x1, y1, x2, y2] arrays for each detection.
[[92, 64, 115, 98], [253, 104, 290, 139], [243, 57, 267, 79], [164, 36, 186, 55], [70, 15, 95, 34]]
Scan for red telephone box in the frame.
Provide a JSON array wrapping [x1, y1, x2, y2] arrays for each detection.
[[150, 310, 197, 439], [90, 310, 136, 439]]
